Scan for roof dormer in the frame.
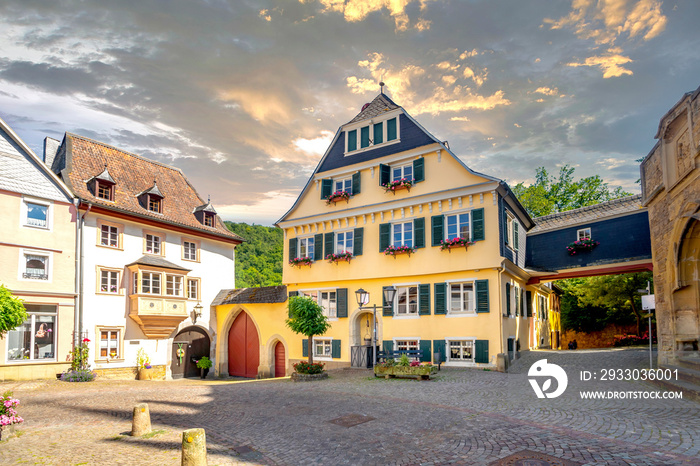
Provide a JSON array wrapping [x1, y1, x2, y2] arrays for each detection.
[[138, 180, 164, 214], [194, 199, 217, 227], [88, 165, 116, 201], [343, 93, 401, 155]]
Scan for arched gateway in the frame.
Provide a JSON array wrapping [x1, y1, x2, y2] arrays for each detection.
[[171, 326, 210, 379], [228, 311, 259, 378]]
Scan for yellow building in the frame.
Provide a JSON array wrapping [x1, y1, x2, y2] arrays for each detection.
[[215, 93, 559, 377], [0, 118, 76, 381]]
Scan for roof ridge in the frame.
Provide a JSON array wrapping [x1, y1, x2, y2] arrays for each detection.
[[533, 194, 642, 221]]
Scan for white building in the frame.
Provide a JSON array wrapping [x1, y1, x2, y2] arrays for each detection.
[[49, 133, 241, 378]]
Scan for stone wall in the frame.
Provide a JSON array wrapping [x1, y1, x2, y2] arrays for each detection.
[[561, 324, 638, 349], [93, 364, 166, 380]]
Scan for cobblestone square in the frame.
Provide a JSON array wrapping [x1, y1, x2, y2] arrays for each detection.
[[1, 349, 698, 465]]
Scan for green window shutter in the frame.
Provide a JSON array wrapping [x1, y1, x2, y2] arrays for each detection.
[[514, 221, 519, 249], [332, 339, 341, 359], [353, 228, 364, 256], [313, 234, 323, 261], [475, 340, 489, 364], [382, 340, 394, 353], [419, 284, 430, 315], [360, 126, 370, 148], [382, 286, 394, 316], [387, 118, 397, 141], [472, 208, 485, 242], [433, 340, 446, 363], [431, 215, 444, 247], [352, 171, 361, 195], [526, 291, 532, 318], [414, 217, 425, 249], [503, 209, 509, 246], [324, 232, 334, 258], [434, 283, 446, 315], [347, 130, 357, 152], [321, 179, 333, 199], [288, 238, 297, 260], [379, 164, 390, 186], [413, 157, 425, 183], [521, 290, 525, 318], [336, 288, 348, 318], [379, 223, 391, 252], [515, 288, 520, 316], [476, 279, 489, 313], [288, 291, 299, 317], [302, 339, 308, 358], [419, 340, 431, 362], [373, 122, 383, 145], [505, 283, 511, 316]]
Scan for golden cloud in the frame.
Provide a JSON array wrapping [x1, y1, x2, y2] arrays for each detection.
[[308, 0, 434, 31], [411, 88, 511, 115], [567, 50, 634, 78], [217, 88, 292, 123], [534, 86, 559, 96]]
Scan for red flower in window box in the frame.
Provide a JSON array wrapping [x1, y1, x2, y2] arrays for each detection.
[[289, 257, 313, 267], [566, 238, 599, 255], [383, 245, 416, 256], [439, 237, 475, 251], [382, 178, 414, 194], [326, 191, 350, 205], [326, 252, 353, 264]]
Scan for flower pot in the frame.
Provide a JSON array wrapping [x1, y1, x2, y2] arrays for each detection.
[[200, 368, 209, 379], [137, 368, 154, 380], [291, 372, 328, 382]]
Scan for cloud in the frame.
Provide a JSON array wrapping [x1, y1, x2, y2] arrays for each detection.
[[292, 130, 335, 157], [450, 116, 470, 122], [306, 0, 434, 31], [533, 87, 559, 96], [567, 49, 634, 78], [412, 88, 511, 115]]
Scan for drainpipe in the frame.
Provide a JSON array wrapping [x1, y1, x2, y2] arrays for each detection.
[[72, 199, 81, 347], [497, 262, 505, 360], [78, 203, 91, 343]]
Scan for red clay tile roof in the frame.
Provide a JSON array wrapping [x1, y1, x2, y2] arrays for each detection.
[[57, 133, 242, 242]]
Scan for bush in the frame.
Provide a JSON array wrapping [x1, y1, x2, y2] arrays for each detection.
[[1, 391, 23, 427], [293, 361, 325, 374], [195, 356, 212, 369], [60, 369, 97, 382], [398, 354, 410, 367]]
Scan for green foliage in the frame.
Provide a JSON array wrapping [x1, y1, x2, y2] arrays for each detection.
[[0, 285, 27, 337], [292, 361, 325, 374], [196, 356, 212, 369], [60, 369, 96, 382], [397, 354, 410, 367], [512, 165, 632, 218], [286, 296, 331, 364], [225, 222, 283, 288], [136, 348, 151, 369], [71, 338, 91, 371]]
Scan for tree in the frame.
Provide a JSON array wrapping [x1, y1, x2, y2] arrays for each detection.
[[512, 165, 631, 218], [285, 296, 331, 365], [225, 222, 283, 288], [0, 285, 27, 337]]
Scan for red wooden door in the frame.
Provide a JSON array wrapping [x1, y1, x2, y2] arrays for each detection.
[[228, 312, 259, 378], [274, 341, 285, 377]]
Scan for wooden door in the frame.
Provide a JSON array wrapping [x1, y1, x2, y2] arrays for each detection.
[[171, 327, 211, 378], [274, 341, 285, 377], [228, 312, 259, 378]]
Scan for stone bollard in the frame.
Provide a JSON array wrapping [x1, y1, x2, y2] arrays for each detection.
[[181, 428, 207, 466], [131, 403, 152, 436]]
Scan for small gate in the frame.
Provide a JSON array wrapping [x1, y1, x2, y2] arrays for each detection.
[[350, 346, 373, 368]]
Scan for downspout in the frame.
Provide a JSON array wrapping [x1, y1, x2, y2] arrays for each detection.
[[73, 199, 81, 347], [78, 203, 91, 342], [497, 262, 505, 361]]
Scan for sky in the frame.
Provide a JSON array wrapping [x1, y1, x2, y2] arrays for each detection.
[[1, 0, 698, 226]]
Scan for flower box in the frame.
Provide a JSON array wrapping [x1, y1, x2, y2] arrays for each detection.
[[566, 239, 599, 255], [289, 257, 313, 268], [382, 178, 414, 194], [137, 368, 154, 380], [326, 191, 350, 205], [383, 245, 417, 257], [326, 252, 353, 264], [440, 237, 475, 251], [374, 364, 438, 380]]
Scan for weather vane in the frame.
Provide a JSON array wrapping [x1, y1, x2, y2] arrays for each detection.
[[380, 81, 385, 94]]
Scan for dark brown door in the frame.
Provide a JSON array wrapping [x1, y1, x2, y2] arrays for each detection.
[[228, 311, 259, 378], [274, 341, 285, 377], [171, 327, 211, 378]]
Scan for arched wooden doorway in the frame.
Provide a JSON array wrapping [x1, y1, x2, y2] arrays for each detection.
[[274, 341, 286, 377], [228, 311, 259, 378], [171, 326, 210, 379]]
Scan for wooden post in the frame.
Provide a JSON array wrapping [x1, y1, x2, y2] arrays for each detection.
[[131, 403, 151, 436], [181, 428, 207, 465]]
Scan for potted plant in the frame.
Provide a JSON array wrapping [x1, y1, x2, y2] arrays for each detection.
[[136, 348, 153, 380], [286, 296, 331, 381], [382, 178, 414, 194], [289, 256, 313, 267], [374, 354, 437, 380], [325, 190, 351, 205], [326, 251, 353, 264], [195, 356, 212, 379], [440, 237, 475, 251], [566, 238, 599, 255], [383, 244, 417, 257]]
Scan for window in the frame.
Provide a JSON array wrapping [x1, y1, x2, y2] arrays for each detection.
[[334, 178, 352, 195], [373, 121, 383, 144], [446, 213, 470, 240], [506, 213, 515, 247], [448, 340, 474, 362], [360, 126, 370, 148], [395, 339, 418, 352], [6, 305, 57, 362], [187, 278, 200, 300], [141, 272, 161, 294], [98, 328, 121, 359], [133, 271, 139, 294], [23, 253, 49, 280], [148, 197, 162, 213], [299, 237, 315, 259], [24, 200, 49, 229], [314, 339, 332, 358], [538, 295, 547, 320], [449, 282, 475, 314], [97, 183, 112, 200], [577, 228, 591, 241], [392, 164, 413, 182], [145, 233, 162, 254], [301, 290, 336, 318], [386, 117, 397, 141], [166, 275, 183, 296], [345, 116, 399, 154], [336, 231, 354, 254], [392, 222, 413, 247], [204, 213, 214, 227], [183, 241, 198, 261], [395, 286, 418, 315], [100, 269, 120, 294], [347, 129, 357, 152], [100, 224, 119, 248]]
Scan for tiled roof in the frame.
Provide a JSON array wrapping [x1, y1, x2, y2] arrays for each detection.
[[347, 93, 400, 124], [126, 255, 191, 271], [212, 286, 288, 306], [57, 133, 242, 242], [529, 195, 644, 234]]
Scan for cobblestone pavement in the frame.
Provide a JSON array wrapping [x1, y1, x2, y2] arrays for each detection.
[[1, 348, 699, 465]]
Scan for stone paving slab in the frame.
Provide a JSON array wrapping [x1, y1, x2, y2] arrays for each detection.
[[1, 348, 698, 465]]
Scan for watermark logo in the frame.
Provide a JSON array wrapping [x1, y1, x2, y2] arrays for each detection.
[[528, 359, 568, 399]]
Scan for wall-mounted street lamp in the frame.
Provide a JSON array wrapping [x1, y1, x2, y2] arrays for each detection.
[[355, 286, 397, 367], [192, 302, 203, 325]]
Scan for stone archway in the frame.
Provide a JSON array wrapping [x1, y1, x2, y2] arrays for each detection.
[[672, 219, 700, 352], [171, 326, 211, 379], [352, 311, 375, 347]]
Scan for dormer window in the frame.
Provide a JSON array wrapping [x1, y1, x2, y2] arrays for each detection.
[[204, 213, 214, 227], [148, 197, 162, 213], [138, 181, 164, 214], [345, 116, 399, 155], [89, 165, 116, 202], [194, 199, 217, 227], [97, 183, 113, 200]]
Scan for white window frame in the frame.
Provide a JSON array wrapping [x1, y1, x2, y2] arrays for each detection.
[[445, 338, 476, 365], [334, 177, 353, 195], [445, 211, 472, 241], [298, 236, 315, 259], [392, 338, 420, 352], [335, 230, 354, 255], [391, 163, 413, 182], [300, 288, 337, 319], [165, 274, 184, 297], [392, 221, 413, 248], [343, 112, 401, 155], [97, 327, 123, 360], [506, 212, 515, 249], [141, 272, 161, 295], [577, 228, 591, 241], [21, 197, 52, 230], [98, 268, 121, 294], [393, 284, 419, 317], [100, 224, 119, 248], [447, 280, 476, 315], [145, 233, 162, 255], [19, 249, 52, 282], [5, 305, 58, 363], [187, 277, 200, 300], [312, 337, 333, 360], [183, 240, 198, 261]]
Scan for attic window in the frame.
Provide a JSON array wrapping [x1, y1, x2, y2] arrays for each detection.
[[97, 183, 113, 201], [139, 181, 164, 214], [345, 116, 399, 155], [90, 165, 116, 202], [148, 196, 162, 213], [204, 213, 214, 227]]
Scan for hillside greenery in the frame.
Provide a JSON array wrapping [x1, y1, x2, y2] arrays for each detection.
[[225, 222, 283, 288]]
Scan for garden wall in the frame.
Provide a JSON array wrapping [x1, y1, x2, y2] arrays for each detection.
[[561, 324, 638, 349]]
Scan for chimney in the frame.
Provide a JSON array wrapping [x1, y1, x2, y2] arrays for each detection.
[[43, 137, 60, 168]]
